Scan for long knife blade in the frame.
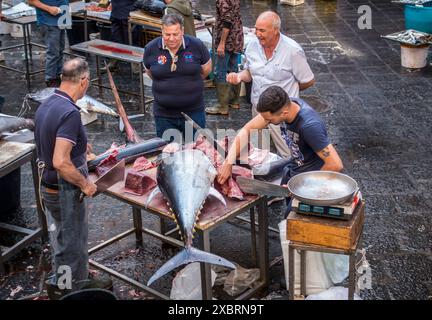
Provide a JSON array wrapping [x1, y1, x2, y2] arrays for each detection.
[[80, 159, 125, 202], [181, 112, 226, 157], [236, 176, 289, 198]]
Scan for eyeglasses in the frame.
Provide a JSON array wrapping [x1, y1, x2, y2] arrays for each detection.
[[171, 55, 178, 72]]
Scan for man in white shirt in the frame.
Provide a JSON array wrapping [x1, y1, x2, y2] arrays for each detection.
[[227, 11, 315, 158]]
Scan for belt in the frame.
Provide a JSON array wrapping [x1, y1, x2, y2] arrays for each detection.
[[41, 180, 59, 190], [44, 187, 58, 194]]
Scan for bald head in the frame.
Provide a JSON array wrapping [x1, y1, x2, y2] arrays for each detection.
[[256, 11, 281, 31], [61, 58, 89, 83]]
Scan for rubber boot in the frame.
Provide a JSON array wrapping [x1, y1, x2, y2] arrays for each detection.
[[205, 83, 230, 115], [229, 84, 241, 109]]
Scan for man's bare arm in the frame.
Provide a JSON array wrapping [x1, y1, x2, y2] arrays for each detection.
[[299, 78, 315, 91], [317, 144, 343, 172]]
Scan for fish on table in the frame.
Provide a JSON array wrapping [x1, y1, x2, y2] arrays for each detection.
[[146, 149, 236, 286]]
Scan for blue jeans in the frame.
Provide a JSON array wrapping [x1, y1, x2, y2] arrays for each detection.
[[40, 25, 65, 81], [154, 110, 206, 143], [213, 51, 240, 83]]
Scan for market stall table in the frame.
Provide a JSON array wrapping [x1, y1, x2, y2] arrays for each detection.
[[87, 164, 269, 300], [0, 140, 48, 275], [0, 15, 45, 91], [70, 39, 152, 114]]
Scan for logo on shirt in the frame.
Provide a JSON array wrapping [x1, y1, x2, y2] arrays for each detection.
[[281, 126, 304, 166], [183, 52, 194, 63], [157, 55, 167, 65]]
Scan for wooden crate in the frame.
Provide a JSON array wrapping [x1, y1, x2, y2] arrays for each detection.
[[286, 201, 365, 250]]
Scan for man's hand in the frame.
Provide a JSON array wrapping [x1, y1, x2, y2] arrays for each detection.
[[226, 72, 241, 85], [86, 143, 93, 155], [81, 180, 97, 197], [217, 162, 233, 185], [47, 6, 61, 16], [217, 42, 225, 57]]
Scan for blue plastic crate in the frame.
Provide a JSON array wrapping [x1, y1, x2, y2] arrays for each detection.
[[404, 2, 432, 33]]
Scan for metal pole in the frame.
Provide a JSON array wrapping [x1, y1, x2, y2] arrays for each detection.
[[258, 197, 269, 287], [198, 230, 212, 300], [132, 206, 143, 246]]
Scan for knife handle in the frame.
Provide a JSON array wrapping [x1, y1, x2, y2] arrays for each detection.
[[79, 192, 85, 203]]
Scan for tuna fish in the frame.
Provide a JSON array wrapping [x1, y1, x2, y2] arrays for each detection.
[[87, 137, 167, 171], [146, 149, 236, 286], [0, 113, 34, 136]]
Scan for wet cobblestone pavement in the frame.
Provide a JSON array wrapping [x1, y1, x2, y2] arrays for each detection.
[[1, 0, 431, 300]]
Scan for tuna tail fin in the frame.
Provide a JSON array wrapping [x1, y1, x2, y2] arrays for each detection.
[[147, 247, 235, 286]]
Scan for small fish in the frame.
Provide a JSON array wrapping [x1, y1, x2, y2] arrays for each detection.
[[146, 149, 235, 286]]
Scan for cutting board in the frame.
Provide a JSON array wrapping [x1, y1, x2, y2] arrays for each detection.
[[0, 140, 35, 169]]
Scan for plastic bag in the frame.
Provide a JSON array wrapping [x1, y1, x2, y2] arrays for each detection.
[[223, 263, 260, 296], [322, 253, 349, 284], [279, 219, 333, 295], [170, 263, 217, 300], [305, 286, 361, 300]]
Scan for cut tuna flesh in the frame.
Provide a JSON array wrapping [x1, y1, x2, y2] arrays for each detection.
[[124, 170, 157, 196]]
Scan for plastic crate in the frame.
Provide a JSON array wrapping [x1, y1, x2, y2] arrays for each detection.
[[404, 2, 432, 34], [143, 30, 161, 46]]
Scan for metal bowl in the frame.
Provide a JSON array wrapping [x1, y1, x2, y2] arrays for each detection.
[[287, 171, 358, 206]]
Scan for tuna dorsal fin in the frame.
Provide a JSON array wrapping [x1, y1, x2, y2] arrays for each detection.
[[208, 187, 226, 207], [145, 187, 161, 208], [147, 247, 236, 286]]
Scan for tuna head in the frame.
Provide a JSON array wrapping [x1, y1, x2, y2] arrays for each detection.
[[156, 149, 217, 246]]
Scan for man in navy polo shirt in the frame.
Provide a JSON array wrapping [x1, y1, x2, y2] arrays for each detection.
[[35, 58, 112, 299], [28, 0, 70, 87], [143, 13, 212, 142]]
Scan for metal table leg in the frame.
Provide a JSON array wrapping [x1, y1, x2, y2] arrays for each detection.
[[198, 230, 212, 300], [0, 246, 5, 275], [139, 62, 145, 114], [348, 251, 356, 300], [300, 250, 306, 297], [132, 206, 143, 246], [95, 55, 103, 97], [22, 22, 31, 90], [27, 23, 33, 63], [250, 207, 257, 266], [257, 197, 269, 287], [288, 244, 295, 300]]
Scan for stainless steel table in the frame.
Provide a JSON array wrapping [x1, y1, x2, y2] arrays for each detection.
[[0, 15, 45, 90], [0, 140, 48, 275], [70, 39, 151, 114]]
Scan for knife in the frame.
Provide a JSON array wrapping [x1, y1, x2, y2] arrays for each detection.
[[180, 112, 251, 168], [236, 176, 290, 198], [181, 112, 226, 158], [79, 159, 125, 202]]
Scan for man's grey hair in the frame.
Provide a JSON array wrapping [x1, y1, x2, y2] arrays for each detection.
[[258, 11, 281, 30], [61, 58, 89, 83], [162, 13, 184, 28]]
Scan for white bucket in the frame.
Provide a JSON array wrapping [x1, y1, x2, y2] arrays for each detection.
[[10, 23, 31, 38], [280, 0, 305, 6], [400, 44, 429, 69], [0, 21, 11, 35]]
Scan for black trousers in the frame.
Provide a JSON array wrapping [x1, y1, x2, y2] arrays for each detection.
[[110, 17, 141, 45]]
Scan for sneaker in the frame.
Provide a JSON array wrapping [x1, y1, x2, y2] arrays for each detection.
[[267, 196, 285, 206], [205, 105, 228, 115]]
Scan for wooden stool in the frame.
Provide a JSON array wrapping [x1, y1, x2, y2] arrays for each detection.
[[286, 201, 365, 300]]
